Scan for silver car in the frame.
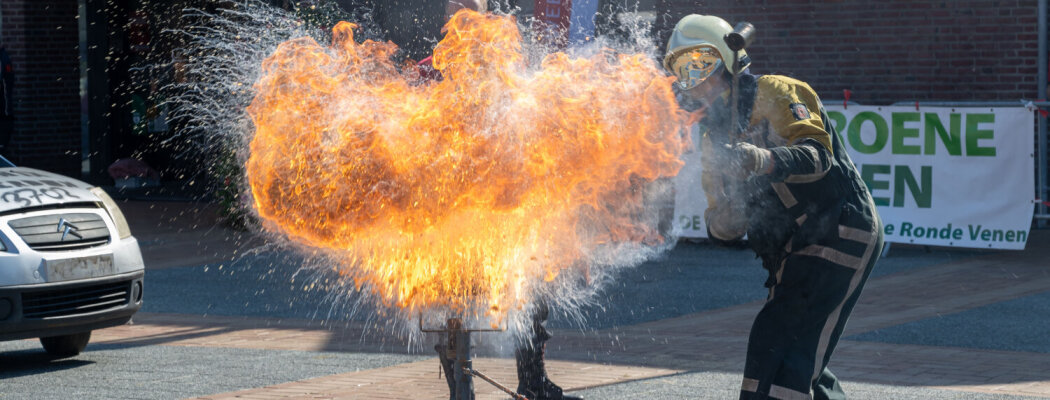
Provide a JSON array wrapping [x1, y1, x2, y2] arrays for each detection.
[[0, 156, 144, 357]]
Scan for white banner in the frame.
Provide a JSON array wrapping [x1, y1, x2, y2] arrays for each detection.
[[673, 106, 1036, 250], [673, 124, 709, 238]]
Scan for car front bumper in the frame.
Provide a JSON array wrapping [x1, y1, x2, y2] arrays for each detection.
[[0, 270, 143, 341]]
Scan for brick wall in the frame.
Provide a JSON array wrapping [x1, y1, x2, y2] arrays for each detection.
[[1, 0, 81, 177], [654, 0, 1039, 105], [0, 1, 1042, 178]]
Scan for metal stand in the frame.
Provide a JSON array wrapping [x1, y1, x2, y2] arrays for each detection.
[[424, 317, 525, 400]]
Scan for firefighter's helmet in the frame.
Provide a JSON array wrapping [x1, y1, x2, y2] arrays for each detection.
[[663, 14, 750, 89]]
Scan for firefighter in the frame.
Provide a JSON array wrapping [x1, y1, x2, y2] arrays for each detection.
[[663, 14, 884, 400]]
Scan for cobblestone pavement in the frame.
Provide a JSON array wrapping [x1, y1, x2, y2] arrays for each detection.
[[2, 201, 1047, 399]]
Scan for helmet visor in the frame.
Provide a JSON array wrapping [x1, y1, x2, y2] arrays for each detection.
[[671, 46, 723, 90]]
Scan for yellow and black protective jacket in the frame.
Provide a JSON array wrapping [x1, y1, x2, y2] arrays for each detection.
[[701, 73, 879, 276]]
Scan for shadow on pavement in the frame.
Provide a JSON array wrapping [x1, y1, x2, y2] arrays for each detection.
[[0, 347, 96, 379]]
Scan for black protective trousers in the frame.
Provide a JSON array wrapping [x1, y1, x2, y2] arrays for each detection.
[[739, 219, 884, 400]]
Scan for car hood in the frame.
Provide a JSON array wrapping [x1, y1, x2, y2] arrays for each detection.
[[0, 167, 100, 213]]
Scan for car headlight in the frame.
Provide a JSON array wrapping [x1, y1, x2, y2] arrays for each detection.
[[90, 187, 132, 239]]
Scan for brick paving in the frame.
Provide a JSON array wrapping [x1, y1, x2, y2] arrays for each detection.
[[94, 314, 371, 353], [831, 341, 1050, 398], [94, 315, 685, 398], [190, 358, 680, 400], [108, 202, 1050, 398]]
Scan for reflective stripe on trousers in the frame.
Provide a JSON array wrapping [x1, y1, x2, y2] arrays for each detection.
[[740, 217, 882, 400]]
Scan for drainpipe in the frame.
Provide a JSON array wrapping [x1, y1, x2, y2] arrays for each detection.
[[1039, 0, 1047, 226]]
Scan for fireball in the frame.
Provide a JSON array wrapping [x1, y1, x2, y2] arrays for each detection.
[[246, 10, 688, 322]]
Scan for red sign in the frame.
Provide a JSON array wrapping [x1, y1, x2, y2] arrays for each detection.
[[534, 0, 573, 48]]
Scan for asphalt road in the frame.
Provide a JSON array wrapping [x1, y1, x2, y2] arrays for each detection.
[[574, 371, 1041, 400], [0, 339, 425, 400], [0, 240, 1041, 400], [135, 241, 984, 330]]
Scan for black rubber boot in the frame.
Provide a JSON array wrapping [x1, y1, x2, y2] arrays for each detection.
[[515, 303, 583, 400]]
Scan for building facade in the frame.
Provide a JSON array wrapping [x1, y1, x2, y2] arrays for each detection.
[[0, 0, 1043, 184], [0, 0, 82, 177], [653, 0, 1038, 104]]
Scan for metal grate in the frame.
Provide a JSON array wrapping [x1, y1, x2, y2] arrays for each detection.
[[9, 213, 111, 251], [21, 281, 130, 319]]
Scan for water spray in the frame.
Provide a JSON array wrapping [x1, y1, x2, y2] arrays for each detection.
[[168, 0, 686, 348]]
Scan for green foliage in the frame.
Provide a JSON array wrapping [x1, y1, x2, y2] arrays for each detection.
[[212, 143, 253, 230]]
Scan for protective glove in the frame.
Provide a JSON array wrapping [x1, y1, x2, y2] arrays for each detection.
[[700, 169, 725, 202], [699, 133, 720, 173], [724, 142, 774, 179], [701, 169, 748, 242], [705, 199, 748, 242]]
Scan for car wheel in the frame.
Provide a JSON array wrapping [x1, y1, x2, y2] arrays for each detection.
[[39, 331, 92, 358]]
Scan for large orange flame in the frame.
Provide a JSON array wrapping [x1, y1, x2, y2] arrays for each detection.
[[246, 10, 688, 321]]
